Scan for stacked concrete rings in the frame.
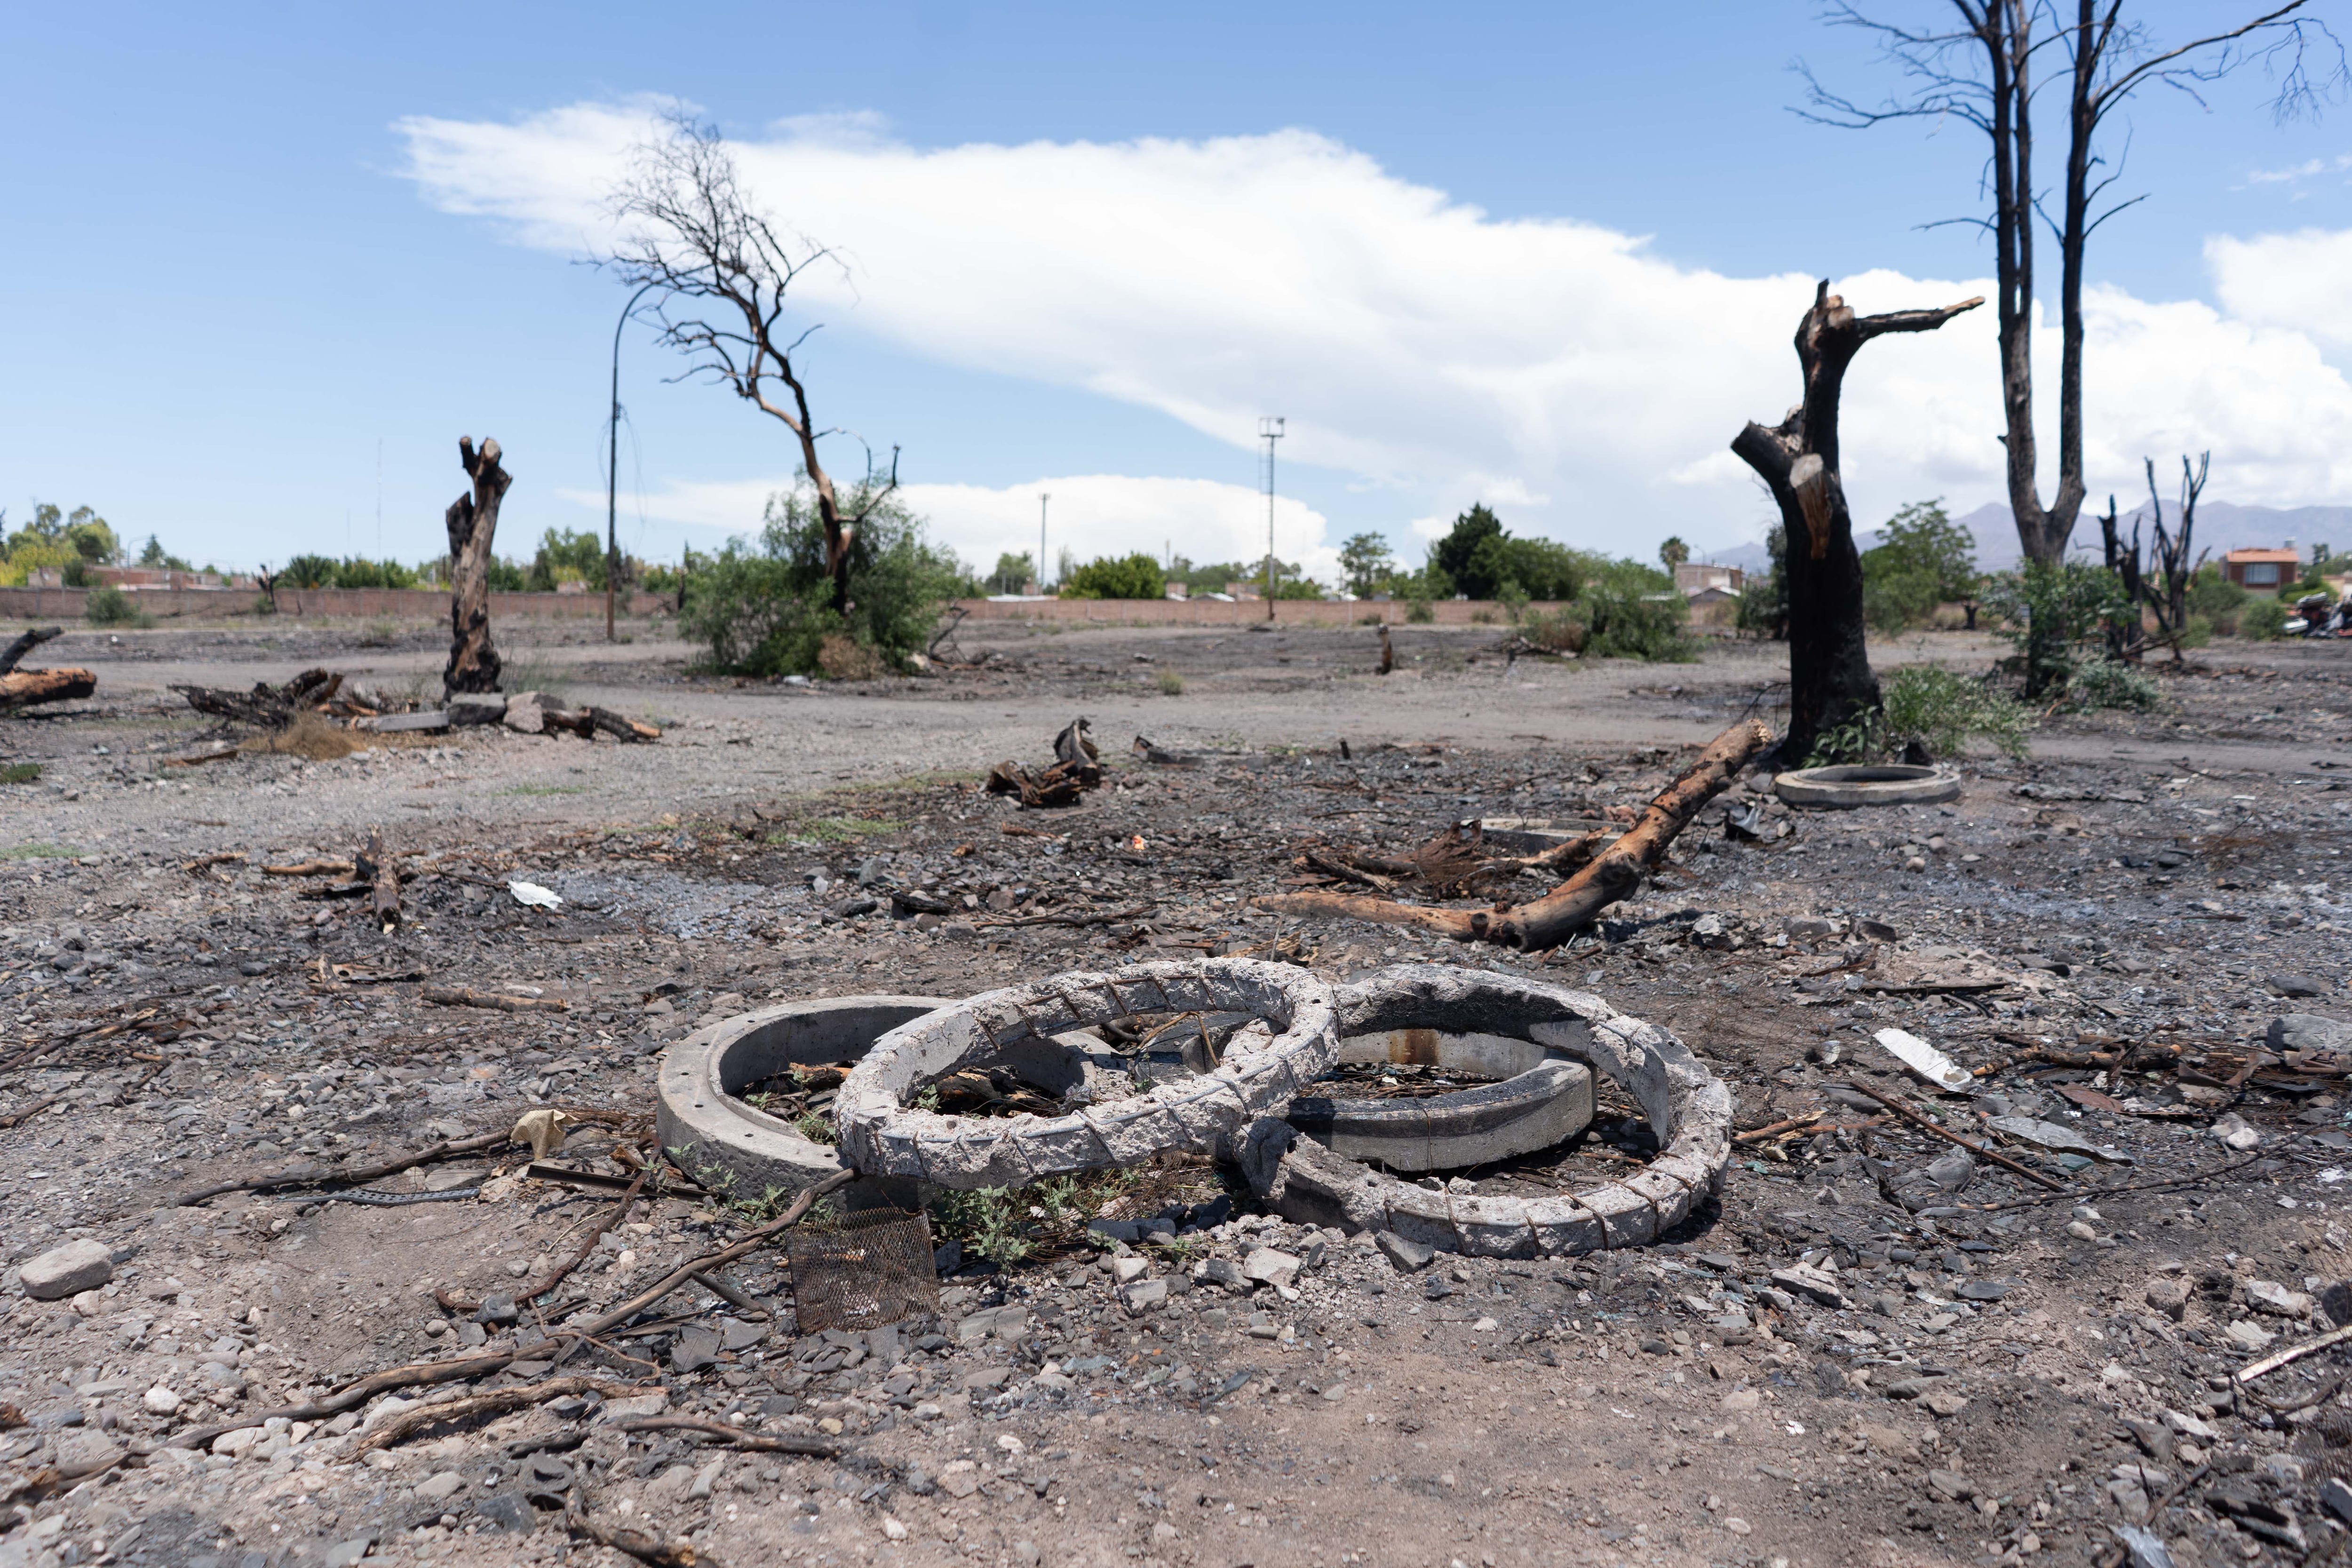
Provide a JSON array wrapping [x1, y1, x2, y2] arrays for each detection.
[[1252, 965, 1732, 1257]]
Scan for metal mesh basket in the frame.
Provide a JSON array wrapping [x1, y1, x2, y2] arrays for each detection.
[[787, 1207, 939, 1334]]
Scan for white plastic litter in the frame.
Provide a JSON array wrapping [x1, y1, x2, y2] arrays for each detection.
[[508, 880, 564, 910], [1872, 1027, 1972, 1092]]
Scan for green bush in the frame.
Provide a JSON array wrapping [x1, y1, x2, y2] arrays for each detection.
[[1579, 579, 1695, 662], [0, 763, 40, 785], [1862, 562, 1940, 634], [2186, 566, 2247, 635], [83, 585, 150, 627], [1060, 552, 1166, 599], [1882, 665, 2031, 759], [1737, 527, 1789, 639], [280, 554, 422, 590], [2066, 658, 2161, 712], [678, 481, 965, 677], [1428, 504, 1583, 599], [1860, 500, 1977, 634], [2239, 598, 2290, 641], [1981, 561, 2131, 698]]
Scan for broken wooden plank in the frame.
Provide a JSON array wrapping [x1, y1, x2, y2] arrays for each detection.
[[421, 986, 570, 1014]]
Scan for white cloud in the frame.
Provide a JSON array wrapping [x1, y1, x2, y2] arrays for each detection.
[[404, 102, 2352, 560], [2208, 227, 2352, 353], [555, 472, 1338, 581]]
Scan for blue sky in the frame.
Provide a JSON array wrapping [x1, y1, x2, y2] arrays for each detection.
[[6, 1, 2350, 580]]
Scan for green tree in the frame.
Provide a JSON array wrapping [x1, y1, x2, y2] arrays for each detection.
[[988, 551, 1035, 594], [1738, 526, 1789, 639], [1339, 532, 1395, 597], [1860, 500, 1978, 633], [137, 535, 194, 571], [1430, 504, 1506, 597], [679, 479, 965, 676], [1982, 561, 2132, 699], [1060, 553, 1168, 599], [527, 527, 612, 591], [1658, 535, 1690, 570]]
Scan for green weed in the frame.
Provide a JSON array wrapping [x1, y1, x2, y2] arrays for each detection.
[[0, 763, 40, 785]]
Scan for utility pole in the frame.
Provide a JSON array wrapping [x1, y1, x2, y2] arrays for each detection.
[[1039, 492, 1051, 595], [374, 439, 382, 565], [1259, 417, 1284, 620], [608, 281, 656, 642]]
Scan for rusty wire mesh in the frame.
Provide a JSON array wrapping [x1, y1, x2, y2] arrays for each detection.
[[787, 1208, 939, 1334]]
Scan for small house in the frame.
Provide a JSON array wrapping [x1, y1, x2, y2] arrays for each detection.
[[2223, 548, 2301, 589]]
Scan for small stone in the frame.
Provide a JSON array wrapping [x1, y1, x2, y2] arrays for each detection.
[[212, 1426, 265, 1457], [2273, 975, 2328, 999], [1153, 1521, 1180, 1542], [1013, 1541, 1041, 1566], [2211, 1114, 2262, 1152], [1724, 1518, 1753, 1536], [1927, 1469, 1975, 1502], [2145, 1279, 2191, 1321], [54, 1431, 123, 1479], [20, 1239, 113, 1301], [2225, 1319, 2277, 1351], [941, 1461, 981, 1498], [321, 1537, 376, 1568], [1375, 1231, 1436, 1273], [1118, 1278, 1169, 1315], [2066, 1220, 2098, 1241], [2321, 1476, 2352, 1527], [415, 1471, 466, 1501], [2247, 1280, 2313, 1317], [1722, 1388, 1762, 1412], [1197, 1258, 1249, 1293], [1243, 1248, 1301, 1290], [143, 1385, 182, 1415], [599, 1392, 668, 1421], [882, 1516, 909, 1541], [1111, 1255, 1151, 1285], [1922, 1389, 1970, 1417]]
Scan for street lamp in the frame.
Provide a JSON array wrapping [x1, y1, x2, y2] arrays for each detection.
[[607, 281, 658, 642]]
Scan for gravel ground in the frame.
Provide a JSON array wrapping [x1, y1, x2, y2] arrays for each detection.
[[2, 619, 2351, 1568]]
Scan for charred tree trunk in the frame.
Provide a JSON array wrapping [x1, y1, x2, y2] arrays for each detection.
[[0, 668, 95, 710], [2098, 497, 2147, 662], [1731, 281, 1982, 764], [444, 437, 509, 697], [0, 626, 62, 676]]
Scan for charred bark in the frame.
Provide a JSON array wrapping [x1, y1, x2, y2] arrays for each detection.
[[0, 668, 95, 711], [0, 627, 62, 676], [1253, 718, 1772, 950], [444, 437, 509, 697], [1730, 281, 1981, 764]]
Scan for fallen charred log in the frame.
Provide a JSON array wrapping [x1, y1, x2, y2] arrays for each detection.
[[0, 667, 96, 711], [987, 715, 1104, 806], [170, 668, 342, 728], [1253, 718, 1772, 950], [541, 705, 660, 742]]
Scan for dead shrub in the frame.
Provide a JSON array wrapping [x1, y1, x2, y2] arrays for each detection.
[[239, 710, 358, 761], [818, 634, 885, 681]]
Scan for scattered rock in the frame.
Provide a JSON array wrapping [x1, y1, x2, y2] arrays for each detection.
[[54, 1430, 123, 1479], [1243, 1248, 1301, 1291], [2246, 1280, 2313, 1317], [2145, 1278, 2191, 1321], [20, 1238, 113, 1301], [1375, 1230, 1437, 1273]]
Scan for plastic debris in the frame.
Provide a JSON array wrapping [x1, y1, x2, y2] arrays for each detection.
[[1872, 1027, 1972, 1092], [508, 880, 563, 909], [509, 1108, 576, 1160]]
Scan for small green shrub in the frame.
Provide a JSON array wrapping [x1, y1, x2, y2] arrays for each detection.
[[0, 763, 40, 785], [1405, 596, 1435, 624], [1881, 665, 2031, 759], [1156, 669, 1185, 695], [2187, 566, 2247, 635], [1060, 553, 1167, 600], [1520, 609, 1588, 654], [83, 586, 151, 627], [1580, 582, 1695, 662], [929, 1186, 1037, 1267], [2066, 657, 2161, 712], [2241, 599, 2290, 641], [679, 481, 965, 677], [1982, 561, 2130, 698]]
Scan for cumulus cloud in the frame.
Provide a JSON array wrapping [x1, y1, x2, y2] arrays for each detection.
[[404, 102, 2352, 560], [555, 473, 1337, 582], [2208, 227, 2352, 353]]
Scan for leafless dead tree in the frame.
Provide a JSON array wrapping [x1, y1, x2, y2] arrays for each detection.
[[1803, 2, 2342, 567], [1732, 280, 1981, 764], [605, 116, 896, 614], [2104, 452, 2210, 661]]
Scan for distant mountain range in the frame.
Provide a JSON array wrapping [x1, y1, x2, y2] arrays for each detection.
[[1705, 500, 2352, 576]]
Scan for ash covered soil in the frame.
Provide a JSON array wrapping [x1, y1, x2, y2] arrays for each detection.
[[2, 619, 2351, 1568]]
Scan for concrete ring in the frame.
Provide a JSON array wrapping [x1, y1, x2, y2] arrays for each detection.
[[834, 958, 1340, 1191], [1287, 1027, 1595, 1173], [1257, 965, 1733, 1258], [1771, 764, 1961, 808], [656, 995, 957, 1201]]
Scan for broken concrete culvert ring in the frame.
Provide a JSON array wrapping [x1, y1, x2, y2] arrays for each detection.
[[655, 994, 958, 1201], [1286, 1026, 1595, 1174], [1247, 965, 1733, 1259], [833, 958, 1341, 1190], [1771, 763, 1962, 808]]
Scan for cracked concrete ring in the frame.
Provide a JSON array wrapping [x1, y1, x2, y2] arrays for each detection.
[[1771, 764, 1961, 808], [1286, 1027, 1595, 1172], [1258, 965, 1733, 1257], [833, 958, 1340, 1190], [656, 995, 956, 1199]]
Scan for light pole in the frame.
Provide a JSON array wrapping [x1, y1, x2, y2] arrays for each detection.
[[1258, 417, 1284, 619], [1039, 491, 1051, 595], [607, 281, 658, 642]]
